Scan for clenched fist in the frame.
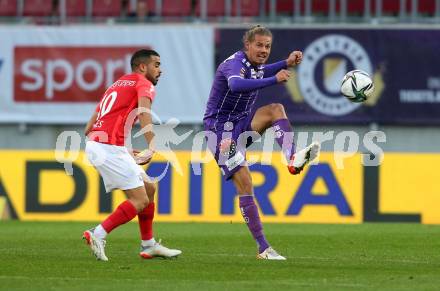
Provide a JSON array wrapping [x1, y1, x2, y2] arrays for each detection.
[[275, 69, 292, 83], [286, 51, 303, 67]]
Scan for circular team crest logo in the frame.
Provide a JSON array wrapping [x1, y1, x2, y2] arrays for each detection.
[[298, 34, 373, 116]]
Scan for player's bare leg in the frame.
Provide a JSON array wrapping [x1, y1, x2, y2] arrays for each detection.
[[251, 103, 320, 175], [232, 166, 286, 260], [83, 186, 148, 261], [138, 181, 181, 259]]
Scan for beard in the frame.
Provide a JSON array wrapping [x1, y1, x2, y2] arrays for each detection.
[[146, 74, 158, 85]]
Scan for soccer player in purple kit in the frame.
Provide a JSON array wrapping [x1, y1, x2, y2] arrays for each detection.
[[203, 25, 320, 260]]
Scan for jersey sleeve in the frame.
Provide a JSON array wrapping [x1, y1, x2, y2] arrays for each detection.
[[228, 76, 277, 93], [136, 79, 156, 102], [223, 59, 246, 84], [223, 56, 278, 93], [263, 60, 288, 77]]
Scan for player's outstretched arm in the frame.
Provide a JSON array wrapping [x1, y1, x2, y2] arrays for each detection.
[[229, 76, 277, 93], [229, 70, 291, 93], [262, 51, 302, 77], [263, 60, 288, 77]]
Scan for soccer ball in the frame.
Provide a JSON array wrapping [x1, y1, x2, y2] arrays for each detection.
[[341, 70, 374, 103]]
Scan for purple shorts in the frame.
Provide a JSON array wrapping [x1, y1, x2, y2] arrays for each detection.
[[204, 116, 257, 180]]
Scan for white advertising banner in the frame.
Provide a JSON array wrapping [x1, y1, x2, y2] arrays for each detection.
[[0, 25, 214, 123]]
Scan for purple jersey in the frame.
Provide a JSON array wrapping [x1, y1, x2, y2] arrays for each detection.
[[204, 51, 275, 131], [203, 51, 288, 180]]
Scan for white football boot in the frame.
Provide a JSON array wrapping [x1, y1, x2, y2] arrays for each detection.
[[257, 247, 286, 260], [139, 239, 182, 259], [288, 141, 321, 175], [82, 229, 108, 261]]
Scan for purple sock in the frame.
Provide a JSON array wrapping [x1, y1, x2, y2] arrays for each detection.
[[239, 195, 270, 253], [273, 118, 295, 161]]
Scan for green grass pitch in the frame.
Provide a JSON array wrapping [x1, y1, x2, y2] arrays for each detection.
[[1, 221, 440, 290]]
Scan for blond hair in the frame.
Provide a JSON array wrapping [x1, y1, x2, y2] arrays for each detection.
[[242, 25, 272, 46]]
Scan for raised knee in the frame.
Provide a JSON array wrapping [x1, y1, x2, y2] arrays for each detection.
[[269, 103, 286, 118], [132, 195, 149, 211]]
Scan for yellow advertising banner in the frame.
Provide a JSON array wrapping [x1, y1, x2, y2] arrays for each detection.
[[376, 153, 440, 224], [0, 151, 438, 223]]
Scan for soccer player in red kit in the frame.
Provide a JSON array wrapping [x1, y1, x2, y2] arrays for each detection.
[[82, 49, 181, 261]]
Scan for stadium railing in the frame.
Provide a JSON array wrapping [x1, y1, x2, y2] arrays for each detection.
[[0, 0, 440, 24]]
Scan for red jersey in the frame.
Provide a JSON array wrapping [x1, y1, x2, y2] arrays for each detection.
[[89, 73, 155, 146]]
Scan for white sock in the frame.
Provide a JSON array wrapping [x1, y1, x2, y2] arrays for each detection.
[[141, 238, 156, 247], [93, 224, 107, 240]]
